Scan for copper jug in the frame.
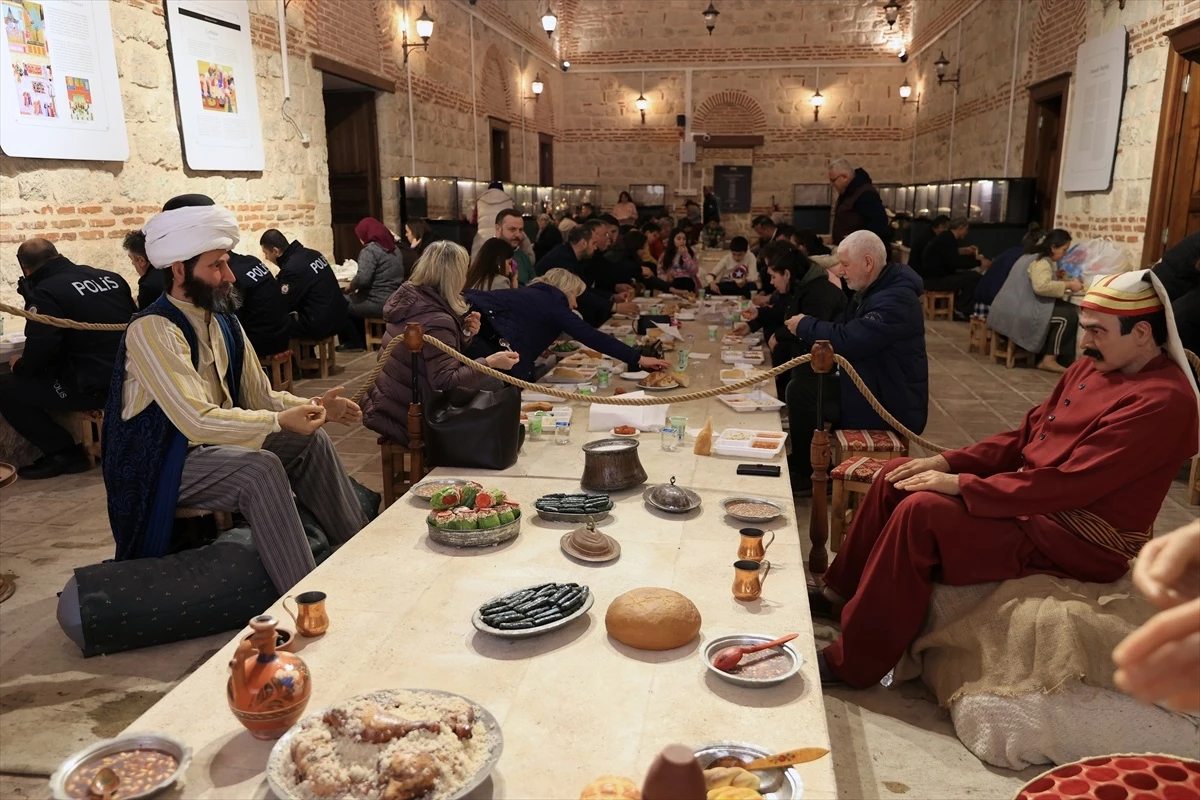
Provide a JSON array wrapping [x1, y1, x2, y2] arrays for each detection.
[[732, 559, 771, 601], [283, 590, 329, 637], [737, 528, 775, 561], [227, 615, 311, 739]]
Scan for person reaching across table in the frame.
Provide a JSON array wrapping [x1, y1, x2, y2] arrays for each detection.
[[810, 269, 1200, 688]]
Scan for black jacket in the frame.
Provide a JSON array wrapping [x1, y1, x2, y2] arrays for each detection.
[[136, 269, 165, 310], [276, 240, 347, 339], [14, 256, 136, 394], [534, 224, 563, 264], [772, 270, 849, 363], [229, 251, 291, 357], [832, 168, 890, 245], [535, 242, 613, 327], [922, 229, 979, 280], [1152, 231, 1200, 301], [906, 225, 939, 277]]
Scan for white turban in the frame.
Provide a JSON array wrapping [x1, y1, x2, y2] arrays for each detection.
[[143, 205, 241, 269]]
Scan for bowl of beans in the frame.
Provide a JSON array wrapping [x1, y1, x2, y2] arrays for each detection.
[[720, 497, 785, 523], [51, 732, 191, 799]]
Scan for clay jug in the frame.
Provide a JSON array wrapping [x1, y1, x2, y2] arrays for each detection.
[[227, 615, 311, 739], [642, 744, 707, 800]]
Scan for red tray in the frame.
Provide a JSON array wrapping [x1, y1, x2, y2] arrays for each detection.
[[1015, 754, 1200, 800]]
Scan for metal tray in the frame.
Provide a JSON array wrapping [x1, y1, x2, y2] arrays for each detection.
[[702, 634, 803, 688], [471, 587, 594, 639], [534, 497, 613, 523], [694, 740, 803, 799], [427, 512, 521, 547], [50, 732, 193, 800], [720, 496, 785, 523], [267, 689, 503, 800]]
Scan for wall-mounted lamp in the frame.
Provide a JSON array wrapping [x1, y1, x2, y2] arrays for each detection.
[[702, 1, 720, 35], [899, 78, 920, 112], [402, 5, 434, 64], [635, 92, 648, 124], [524, 73, 544, 103], [541, 2, 557, 38], [934, 51, 960, 88], [810, 89, 824, 122], [883, 0, 900, 27]]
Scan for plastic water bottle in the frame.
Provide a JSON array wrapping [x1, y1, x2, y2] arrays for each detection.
[[554, 420, 571, 445]]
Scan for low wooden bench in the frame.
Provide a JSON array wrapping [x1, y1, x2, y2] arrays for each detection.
[[78, 409, 104, 468], [291, 337, 336, 379], [967, 316, 991, 355], [364, 318, 386, 351], [922, 291, 954, 321], [260, 350, 294, 393], [989, 332, 1036, 369]]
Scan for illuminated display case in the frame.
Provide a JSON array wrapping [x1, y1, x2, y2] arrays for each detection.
[[629, 184, 666, 206], [903, 178, 1034, 223], [559, 184, 599, 215], [401, 176, 461, 221]]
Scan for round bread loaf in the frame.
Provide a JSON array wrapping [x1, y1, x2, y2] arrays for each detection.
[[605, 587, 702, 650], [580, 775, 641, 800]]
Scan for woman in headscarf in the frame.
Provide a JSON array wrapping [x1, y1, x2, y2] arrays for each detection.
[[339, 217, 411, 351]]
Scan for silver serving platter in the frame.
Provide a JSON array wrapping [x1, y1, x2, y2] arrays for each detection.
[[533, 498, 613, 523], [471, 586, 594, 639], [50, 731, 192, 800], [267, 689, 503, 800], [636, 380, 680, 391], [410, 478, 483, 504], [642, 484, 702, 514], [702, 634, 803, 688], [720, 496, 785, 523], [694, 740, 803, 799], [427, 512, 521, 547]]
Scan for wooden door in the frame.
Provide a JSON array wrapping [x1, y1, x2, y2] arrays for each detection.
[[324, 90, 381, 264], [490, 119, 511, 183], [1023, 74, 1071, 230]]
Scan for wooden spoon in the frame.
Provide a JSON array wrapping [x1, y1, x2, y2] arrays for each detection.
[[711, 634, 798, 672], [89, 767, 119, 800]]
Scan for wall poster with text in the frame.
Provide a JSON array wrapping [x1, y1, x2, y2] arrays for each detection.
[[0, 0, 128, 161], [165, 0, 264, 171], [713, 166, 753, 214]]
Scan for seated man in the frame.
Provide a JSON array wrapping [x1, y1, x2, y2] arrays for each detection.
[[782, 231, 928, 493], [0, 238, 136, 479], [105, 205, 368, 593], [811, 270, 1200, 688], [922, 216, 988, 319], [260, 228, 347, 341], [535, 222, 636, 326], [164, 194, 291, 358], [122, 229, 164, 310], [1151, 230, 1199, 355]]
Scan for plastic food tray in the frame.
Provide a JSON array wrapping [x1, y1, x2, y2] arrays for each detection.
[[720, 368, 770, 386], [722, 349, 765, 364], [718, 393, 785, 413], [542, 367, 597, 384], [713, 428, 787, 460]]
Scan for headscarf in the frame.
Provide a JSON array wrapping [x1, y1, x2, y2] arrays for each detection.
[[355, 217, 397, 253], [143, 205, 240, 269]]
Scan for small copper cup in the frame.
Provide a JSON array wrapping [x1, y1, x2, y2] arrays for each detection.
[[737, 528, 775, 561], [283, 590, 329, 637], [732, 559, 771, 601]]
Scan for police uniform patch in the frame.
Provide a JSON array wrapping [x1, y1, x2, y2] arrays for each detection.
[[280, 284, 289, 294]]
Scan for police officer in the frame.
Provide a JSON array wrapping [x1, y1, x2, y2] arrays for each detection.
[[259, 229, 347, 340], [0, 238, 136, 479], [161, 195, 291, 358]]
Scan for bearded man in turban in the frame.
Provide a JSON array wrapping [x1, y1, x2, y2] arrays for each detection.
[[809, 270, 1200, 688], [102, 199, 368, 593]]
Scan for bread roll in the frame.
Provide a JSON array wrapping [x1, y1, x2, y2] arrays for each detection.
[[580, 776, 642, 800], [703, 767, 759, 791], [605, 588, 701, 651]]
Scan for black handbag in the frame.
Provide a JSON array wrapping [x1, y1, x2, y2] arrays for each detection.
[[419, 376, 524, 470]]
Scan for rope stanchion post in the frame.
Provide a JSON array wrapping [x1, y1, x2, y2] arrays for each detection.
[[403, 323, 426, 485], [808, 340, 834, 574]]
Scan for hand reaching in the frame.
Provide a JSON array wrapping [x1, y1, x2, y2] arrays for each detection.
[[485, 350, 520, 370], [732, 322, 750, 336], [1131, 521, 1200, 610], [317, 386, 362, 425], [639, 356, 672, 371]]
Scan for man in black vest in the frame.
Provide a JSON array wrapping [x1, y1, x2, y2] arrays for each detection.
[[829, 158, 890, 246], [0, 238, 136, 478], [259, 229, 347, 340]]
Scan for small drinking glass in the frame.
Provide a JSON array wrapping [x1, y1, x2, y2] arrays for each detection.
[[707, 324, 718, 341], [660, 428, 679, 451], [554, 419, 571, 445]]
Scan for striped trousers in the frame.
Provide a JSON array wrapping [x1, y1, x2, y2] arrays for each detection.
[[177, 429, 368, 593]]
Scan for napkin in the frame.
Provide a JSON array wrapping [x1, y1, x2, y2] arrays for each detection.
[[588, 391, 668, 431], [689, 352, 711, 360], [653, 322, 684, 342]]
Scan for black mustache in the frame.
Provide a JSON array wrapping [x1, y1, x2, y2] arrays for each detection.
[[1083, 348, 1103, 359]]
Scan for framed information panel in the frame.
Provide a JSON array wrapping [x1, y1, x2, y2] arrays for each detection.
[[713, 166, 752, 214], [1061, 27, 1128, 193]]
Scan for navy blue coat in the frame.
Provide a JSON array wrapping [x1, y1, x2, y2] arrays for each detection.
[[973, 245, 1024, 310], [794, 263, 928, 434], [464, 283, 641, 382]]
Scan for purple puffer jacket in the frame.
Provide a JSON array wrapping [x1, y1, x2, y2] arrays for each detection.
[[361, 283, 483, 443]]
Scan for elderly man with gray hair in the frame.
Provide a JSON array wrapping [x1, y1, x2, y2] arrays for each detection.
[[828, 157, 890, 246], [781, 230, 928, 494]]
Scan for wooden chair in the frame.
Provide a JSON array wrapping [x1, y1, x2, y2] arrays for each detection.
[[260, 349, 294, 393], [78, 409, 104, 468], [380, 438, 429, 508], [967, 316, 990, 354], [989, 331, 1036, 369], [292, 337, 336, 379], [829, 457, 890, 552], [832, 429, 908, 465], [1189, 455, 1199, 506], [922, 291, 954, 321], [364, 318, 387, 351]]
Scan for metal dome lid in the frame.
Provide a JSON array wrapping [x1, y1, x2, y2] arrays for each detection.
[[643, 476, 702, 513]]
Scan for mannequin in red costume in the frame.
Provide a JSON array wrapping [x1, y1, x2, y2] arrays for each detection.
[[813, 270, 1200, 688]]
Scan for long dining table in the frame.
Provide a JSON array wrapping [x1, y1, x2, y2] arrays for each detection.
[[119, 288, 837, 799]]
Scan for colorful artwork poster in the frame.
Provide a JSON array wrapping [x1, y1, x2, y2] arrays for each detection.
[[5, 1, 55, 119], [64, 73, 89, 120], [197, 60, 236, 114]]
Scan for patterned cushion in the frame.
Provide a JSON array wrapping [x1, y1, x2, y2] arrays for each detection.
[[835, 429, 905, 453], [831, 456, 888, 483]]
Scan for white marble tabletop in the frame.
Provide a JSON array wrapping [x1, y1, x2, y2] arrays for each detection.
[[121, 311, 836, 800]]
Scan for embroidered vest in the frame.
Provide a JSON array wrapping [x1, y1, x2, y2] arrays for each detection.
[[103, 295, 244, 560]]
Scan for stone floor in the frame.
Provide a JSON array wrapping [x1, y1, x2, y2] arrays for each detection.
[[0, 320, 1196, 799]]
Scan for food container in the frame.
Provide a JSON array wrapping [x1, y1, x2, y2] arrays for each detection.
[[720, 368, 769, 386], [713, 429, 787, 460], [581, 438, 648, 492], [719, 393, 785, 413], [722, 350, 765, 364], [702, 634, 803, 689], [427, 513, 522, 548], [643, 476, 702, 514], [543, 366, 598, 383], [694, 740, 803, 800], [720, 497, 785, 523], [50, 732, 192, 800]]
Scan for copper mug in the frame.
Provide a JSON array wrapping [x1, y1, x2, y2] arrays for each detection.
[[732, 559, 771, 601], [283, 591, 329, 637], [737, 528, 775, 561]]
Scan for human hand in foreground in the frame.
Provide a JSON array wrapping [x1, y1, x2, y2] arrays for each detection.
[[1113, 589, 1200, 710], [317, 386, 362, 425], [740, 306, 759, 321], [751, 293, 770, 307], [768, 334, 777, 350], [784, 314, 806, 335], [894, 470, 960, 496], [485, 350, 520, 370], [639, 356, 672, 371], [615, 284, 634, 295], [732, 322, 751, 336], [7, 354, 19, 370], [278, 403, 327, 435], [886, 455, 950, 483], [613, 301, 639, 316], [1066, 279, 1085, 293], [462, 312, 481, 337], [1131, 521, 1200, 610]]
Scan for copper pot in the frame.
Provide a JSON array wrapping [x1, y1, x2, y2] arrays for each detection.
[[581, 438, 648, 492]]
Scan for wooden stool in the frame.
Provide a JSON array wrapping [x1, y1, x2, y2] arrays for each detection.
[[380, 438, 427, 509], [989, 332, 1036, 369], [967, 316, 990, 354], [260, 350, 294, 393], [832, 429, 908, 465], [292, 337, 336, 378], [830, 457, 889, 552], [78, 409, 104, 468], [922, 291, 954, 321], [364, 318, 386, 351], [1189, 455, 1199, 506]]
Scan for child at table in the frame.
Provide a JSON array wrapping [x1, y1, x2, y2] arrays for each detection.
[[705, 236, 757, 297]]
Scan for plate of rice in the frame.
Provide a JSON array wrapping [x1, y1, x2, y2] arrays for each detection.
[[267, 688, 503, 800]]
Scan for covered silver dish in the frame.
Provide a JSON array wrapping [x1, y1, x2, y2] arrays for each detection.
[[642, 476, 702, 513]]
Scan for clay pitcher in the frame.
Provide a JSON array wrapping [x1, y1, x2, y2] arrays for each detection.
[[642, 743, 707, 800], [227, 615, 311, 739]]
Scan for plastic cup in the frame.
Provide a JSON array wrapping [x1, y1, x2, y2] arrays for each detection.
[[669, 416, 687, 440], [708, 324, 718, 341], [660, 428, 679, 452]]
